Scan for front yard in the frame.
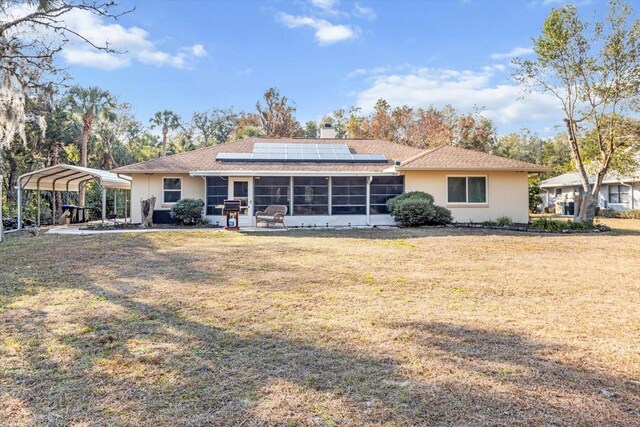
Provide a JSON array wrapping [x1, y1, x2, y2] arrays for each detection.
[[1, 219, 639, 426]]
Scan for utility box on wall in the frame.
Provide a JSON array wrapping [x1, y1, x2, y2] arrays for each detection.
[[224, 199, 241, 230]]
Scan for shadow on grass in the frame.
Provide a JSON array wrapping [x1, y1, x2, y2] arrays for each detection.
[[1, 233, 639, 425]]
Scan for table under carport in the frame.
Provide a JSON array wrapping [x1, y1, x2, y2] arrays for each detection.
[[15, 164, 132, 229]]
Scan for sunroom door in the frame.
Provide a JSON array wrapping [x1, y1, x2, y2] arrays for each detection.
[[229, 178, 254, 226]]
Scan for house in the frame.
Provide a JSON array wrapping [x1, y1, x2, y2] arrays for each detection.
[[112, 129, 546, 226], [540, 170, 640, 215]]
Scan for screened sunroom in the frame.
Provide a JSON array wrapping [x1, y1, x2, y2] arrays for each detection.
[[193, 173, 404, 227]]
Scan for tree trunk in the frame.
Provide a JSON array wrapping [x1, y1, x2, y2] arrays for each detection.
[[140, 196, 155, 227], [575, 192, 597, 224], [161, 126, 168, 157]]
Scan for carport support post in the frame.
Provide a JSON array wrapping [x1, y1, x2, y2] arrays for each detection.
[[52, 182, 56, 226], [17, 180, 22, 230], [37, 182, 41, 227], [101, 186, 106, 224]]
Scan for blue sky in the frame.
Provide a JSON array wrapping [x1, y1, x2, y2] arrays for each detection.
[[56, 0, 613, 135]]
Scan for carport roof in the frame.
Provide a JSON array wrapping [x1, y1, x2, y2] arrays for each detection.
[[17, 164, 132, 191]]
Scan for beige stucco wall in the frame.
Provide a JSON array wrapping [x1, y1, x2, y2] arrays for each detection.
[[129, 173, 205, 223], [403, 170, 530, 223]]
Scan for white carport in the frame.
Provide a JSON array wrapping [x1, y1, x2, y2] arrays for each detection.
[[16, 164, 131, 229]]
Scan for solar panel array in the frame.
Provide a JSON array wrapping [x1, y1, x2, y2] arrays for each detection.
[[217, 143, 388, 163]]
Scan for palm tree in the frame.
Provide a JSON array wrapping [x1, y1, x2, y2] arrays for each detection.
[[149, 110, 182, 157], [65, 86, 116, 206]]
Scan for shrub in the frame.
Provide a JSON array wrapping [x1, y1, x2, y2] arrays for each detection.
[[496, 216, 513, 226], [530, 218, 569, 231], [387, 192, 451, 227], [620, 209, 640, 219], [530, 218, 593, 231], [598, 208, 619, 218], [598, 208, 640, 219], [170, 199, 205, 225], [386, 191, 434, 213]]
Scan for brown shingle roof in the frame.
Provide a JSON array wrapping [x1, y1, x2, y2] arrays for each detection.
[[111, 138, 547, 174], [397, 145, 547, 172], [111, 137, 424, 174]]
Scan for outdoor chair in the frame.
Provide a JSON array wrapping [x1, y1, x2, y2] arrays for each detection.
[[255, 205, 287, 228]]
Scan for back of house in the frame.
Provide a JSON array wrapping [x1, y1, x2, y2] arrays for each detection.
[[112, 130, 545, 226]]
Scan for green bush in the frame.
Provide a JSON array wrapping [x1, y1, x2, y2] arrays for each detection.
[[530, 218, 569, 231], [598, 208, 640, 219], [530, 218, 593, 231], [170, 199, 205, 225], [386, 191, 434, 213], [496, 216, 513, 226], [387, 192, 452, 227], [598, 208, 619, 218]]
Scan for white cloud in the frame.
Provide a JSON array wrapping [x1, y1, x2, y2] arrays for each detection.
[[278, 13, 358, 45], [352, 65, 562, 126], [237, 67, 253, 76], [190, 44, 207, 57], [4, 5, 206, 70], [490, 47, 535, 60], [310, 0, 339, 12], [353, 3, 376, 20]]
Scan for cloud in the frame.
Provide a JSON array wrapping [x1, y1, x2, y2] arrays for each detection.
[[310, 0, 339, 12], [237, 67, 253, 76], [352, 65, 562, 126], [190, 44, 207, 57], [353, 3, 376, 20], [490, 47, 535, 60], [5, 5, 206, 70], [278, 12, 359, 45]]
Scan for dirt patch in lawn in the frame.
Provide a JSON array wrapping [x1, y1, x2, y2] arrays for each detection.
[[1, 219, 639, 426]]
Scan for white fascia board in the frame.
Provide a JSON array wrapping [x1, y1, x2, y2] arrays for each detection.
[[189, 170, 398, 177]]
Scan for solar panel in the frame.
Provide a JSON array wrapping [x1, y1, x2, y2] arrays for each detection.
[[217, 143, 388, 163]]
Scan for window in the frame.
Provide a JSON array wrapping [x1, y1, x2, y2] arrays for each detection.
[[447, 176, 487, 204], [293, 177, 329, 215], [608, 184, 630, 204], [555, 188, 562, 197], [162, 178, 182, 204], [206, 176, 227, 215], [332, 177, 366, 215], [370, 176, 404, 214], [254, 176, 290, 213]]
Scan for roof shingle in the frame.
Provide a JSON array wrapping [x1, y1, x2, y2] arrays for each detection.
[[111, 138, 546, 174], [397, 145, 547, 172]]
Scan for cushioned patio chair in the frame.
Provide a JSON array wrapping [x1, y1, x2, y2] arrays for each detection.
[[255, 205, 287, 228]]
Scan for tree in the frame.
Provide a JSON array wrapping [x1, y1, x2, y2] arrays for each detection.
[[149, 110, 182, 156], [495, 129, 544, 165], [192, 108, 239, 145], [256, 87, 303, 137], [514, 0, 640, 223], [0, 0, 129, 148], [64, 86, 116, 206], [304, 120, 319, 138]]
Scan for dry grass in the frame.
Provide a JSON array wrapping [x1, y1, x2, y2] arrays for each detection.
[[1, 219, 639, 426]]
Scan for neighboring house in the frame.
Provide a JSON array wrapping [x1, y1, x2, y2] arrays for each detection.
[[540, 171, 640, 215], [112, 128, 545, 226]]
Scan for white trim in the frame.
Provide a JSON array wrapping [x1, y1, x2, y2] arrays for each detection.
[[162, 177, 182, 205], [446, 175, 488, 205], [190, 170, 396, 177]]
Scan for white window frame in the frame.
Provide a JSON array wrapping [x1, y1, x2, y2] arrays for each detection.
[[162, 177, 182, 205], [446, 175, 488, 205], [608, 184, 631, 205]]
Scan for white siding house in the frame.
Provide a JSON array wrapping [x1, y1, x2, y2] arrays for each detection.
[[540, 171, 640, 214]]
